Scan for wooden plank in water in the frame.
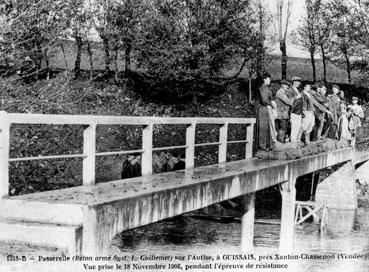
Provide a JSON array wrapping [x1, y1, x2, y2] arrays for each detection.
[[254, 219, 281, 225], [187, 214, 281, 225]]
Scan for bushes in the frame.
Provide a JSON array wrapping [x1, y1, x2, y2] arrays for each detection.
[[130, 71, 236, 104]]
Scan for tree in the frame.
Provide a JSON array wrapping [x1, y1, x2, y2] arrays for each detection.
[[254, 0, 269, 78], [297, 0, 321, 81], [108, 0, 147, 79], [315, 3, 332, 82], [64, 0, 93, 78], [345, 0, 369, 77], [326, 0, 357, 83], [90, 0, 115, 74], [90, 0, 146, 79], [275, 0, 292, 80], [137, 0, 259, 80], [0, 0, 69, 79]]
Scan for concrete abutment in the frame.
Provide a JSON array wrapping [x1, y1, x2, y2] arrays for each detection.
[[279, 178, 297, 253], [241, 193, 255, 252], [315, 161, 357, 210]]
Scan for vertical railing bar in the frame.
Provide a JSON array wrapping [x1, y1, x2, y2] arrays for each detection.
[[218, 123, 228, 163], [142, 123, 153, 175], [246, 123, 254, 159], [185, 122, 196, 169], [0, 111, 10, 198], [83, 123, 97, 185]]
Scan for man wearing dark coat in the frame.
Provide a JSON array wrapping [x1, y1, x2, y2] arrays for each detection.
[[256, 72, 275, 151], [275, 79, 293, 143], [288, 76, 302, 98], [311, 83, 330, 140], [325, 85, 341, 139]]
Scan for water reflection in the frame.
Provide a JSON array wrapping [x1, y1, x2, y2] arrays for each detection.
[[112, 208, 369, 271]]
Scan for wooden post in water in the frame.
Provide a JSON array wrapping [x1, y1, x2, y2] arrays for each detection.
[[83, 123, 97, 185], [241, 193, 255, 252], [279, 179, 296, 253], [0, 111, 9, 198], [185, 123, 196, 168]]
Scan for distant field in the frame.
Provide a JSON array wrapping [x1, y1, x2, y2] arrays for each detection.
[[49, 40, 127, 72], [266, 56, 362, 84], [49, 40, 364, 85]]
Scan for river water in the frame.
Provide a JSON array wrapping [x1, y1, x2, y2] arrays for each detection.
[[112, 207, 369, 272]]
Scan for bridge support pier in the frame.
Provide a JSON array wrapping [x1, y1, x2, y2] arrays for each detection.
[[279, 180, 296, 253], [355, 160, 369, 186], [82, 207, 99, 256], [241, 193, 255, 252]]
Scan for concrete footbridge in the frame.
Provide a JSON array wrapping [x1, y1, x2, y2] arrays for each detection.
[[0, 112, 368, 255]]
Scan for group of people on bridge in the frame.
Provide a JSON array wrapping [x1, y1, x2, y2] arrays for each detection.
[[256, 72, 364, 151]]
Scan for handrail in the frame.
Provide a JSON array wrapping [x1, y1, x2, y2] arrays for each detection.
[[0, 111, 255, 198], [7, 113, 256, 125]]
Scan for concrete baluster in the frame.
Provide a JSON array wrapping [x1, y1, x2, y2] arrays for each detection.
[[241, 193, 255, 252], [0, 111, 9, 198], [218, 123, 228, 163], [185, 123, 196, 169], [279, 179, 297, 253], [246, 123, 254, 159], [142, 124, 153, 175], [83, 123, 97, 185]]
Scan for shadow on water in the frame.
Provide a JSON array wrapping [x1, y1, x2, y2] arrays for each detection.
[[112, 204, 369, 271], [115, 216, 219, 251]]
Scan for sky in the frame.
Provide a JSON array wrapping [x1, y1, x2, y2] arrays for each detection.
[[263, 0, 312, 59]]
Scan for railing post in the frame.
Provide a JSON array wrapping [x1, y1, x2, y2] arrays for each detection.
[[142, 124, 153, 175], [218, 123, 228, 163], [0, 111, 9, 198], [185, 123, 196, 169], [83, 123, 96, 185], [246, 123, 254, 159]]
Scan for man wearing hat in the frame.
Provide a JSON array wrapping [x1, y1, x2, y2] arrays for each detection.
[[275, 79, 293, 142], [325, 84, 341, 139], [310, 83, 331, 140], [288, 76, 302, 98], [348, 96, 364, 146]]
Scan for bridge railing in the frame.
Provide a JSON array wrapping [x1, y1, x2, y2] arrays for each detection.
[[0, 111, 255, 198]]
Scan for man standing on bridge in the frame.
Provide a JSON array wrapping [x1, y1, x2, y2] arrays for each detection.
[[301, 83, 315, 145], [256, 72, 276, 151], [288, 76, 301, 98], [326, 85, 341, 139], [348, 96, 364, 146], [309, 83, 332, 141], [290, 82, 303, 143], [275, 80, 293, 143]]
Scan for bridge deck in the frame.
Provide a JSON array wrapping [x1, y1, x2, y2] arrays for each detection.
[[10, 148, 366, 208], [3, 147, 369, 255], [11, 157, 276, 206]]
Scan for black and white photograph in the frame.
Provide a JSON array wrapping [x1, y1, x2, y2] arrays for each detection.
[[0, 0, 369, 271]]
